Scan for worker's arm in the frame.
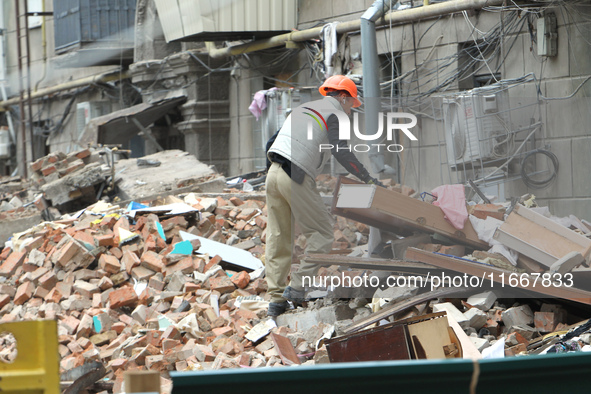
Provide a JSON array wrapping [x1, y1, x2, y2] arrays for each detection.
[[326, 114, 382, 185]]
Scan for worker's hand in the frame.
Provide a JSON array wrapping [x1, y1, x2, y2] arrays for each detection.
[[366, 177, 385, 188]]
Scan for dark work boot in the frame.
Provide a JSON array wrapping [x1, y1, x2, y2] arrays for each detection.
[[267, 301, 289, 317], [282, 286, 306, 305]]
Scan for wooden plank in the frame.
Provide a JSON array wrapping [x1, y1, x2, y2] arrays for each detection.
[[332, 176, 487, 249], [407, 316, 450, 359], [303, 253, 438, 273], [494, 205, 591, 267], [514, 204, 591, 249], [343, 287, 471, 334], [446, 313, 482, 360], [405, 248, 591, 305]]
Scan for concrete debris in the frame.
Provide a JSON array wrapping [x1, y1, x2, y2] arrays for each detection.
[[0, 178, 377, 394]]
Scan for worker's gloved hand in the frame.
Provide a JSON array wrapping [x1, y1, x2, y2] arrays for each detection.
[[366, 177, 385, 188]]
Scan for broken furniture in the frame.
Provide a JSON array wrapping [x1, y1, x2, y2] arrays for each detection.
[[325, 312, 462, 362], [494, 204, 591, 268], [332, 176, 487, 249]]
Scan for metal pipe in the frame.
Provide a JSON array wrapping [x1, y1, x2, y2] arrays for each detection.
[[15, 0, 27, 177], [361, 0, 392, 258], [34, 0, 48, 91], [207, 0, 504, 58], [0, 69, 130, 110], [361, 0, 391, 175], [24, 0, 34, 169]]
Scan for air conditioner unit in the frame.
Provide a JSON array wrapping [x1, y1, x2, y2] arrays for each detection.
[[76, 101, 111, 137], [443, 87, 511, 167]]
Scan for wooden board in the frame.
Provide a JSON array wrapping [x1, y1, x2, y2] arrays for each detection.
[[494, 205, 591, 268], [446, 313, 483, 360], [332, 176, 487, 249], [407, 315, 451, 359], [303, 253, 438, 273], [405, 247, 591, 305], [343, 287, 472, 334]]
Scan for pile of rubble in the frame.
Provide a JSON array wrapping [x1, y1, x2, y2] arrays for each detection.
[[310, 176, 591, 362], [0, 185, 372, 393], [0, 149, 228, 249], [3, 169, 591, 393]]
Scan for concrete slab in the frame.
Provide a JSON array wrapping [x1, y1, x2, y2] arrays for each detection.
[[275, 304, 355, 332], [114, 150, 222, 201]]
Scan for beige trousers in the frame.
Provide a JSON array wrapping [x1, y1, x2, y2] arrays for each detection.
[[265, 162, 334, 303]]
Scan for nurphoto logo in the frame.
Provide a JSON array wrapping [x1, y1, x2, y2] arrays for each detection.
[[304, 108, 419, 153]]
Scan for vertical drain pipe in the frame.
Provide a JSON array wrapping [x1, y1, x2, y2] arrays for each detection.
[[361, 0, 392, 256], [361, 0, 391, 175]]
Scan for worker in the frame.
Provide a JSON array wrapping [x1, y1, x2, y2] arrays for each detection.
[[265, 75, 383, 317]]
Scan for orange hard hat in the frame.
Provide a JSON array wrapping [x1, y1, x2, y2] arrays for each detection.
[[319, 75, 362, 107]]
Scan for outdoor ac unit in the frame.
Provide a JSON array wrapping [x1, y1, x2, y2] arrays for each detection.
[[443, 87, 511, 167], [76, 101, 111, 137]]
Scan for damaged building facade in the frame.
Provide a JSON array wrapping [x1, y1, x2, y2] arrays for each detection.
[[1, 0, 590, 219]]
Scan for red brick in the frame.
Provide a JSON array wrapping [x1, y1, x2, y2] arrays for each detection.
[[0, 247, 12, 261], [24, 236, 45, 253], [534, 312, 558, 333], [109, 286, 138, 309], [41, 165, 57, 176], [110, 247, 123, 259], [99, 216, 118, 229], [229, 197, 244, 206], [14, 281, 35, 305], [75, 149, 91, 159], [144, 234, 157, 252], [204, 255, 222, 272], [131, 266, 155, 282], [161, 216, 188, 229], [0, 251, 26, 277], [122, 250, 141, 274], [163, 256, 194, 277], [230, 271, 250, 289], [39, 271, 58, 289], [95, 234, 115, 247], [141, 251, 165, 272], [184, 282, 200, 293], [34, 286, 50, 299], [471, 204, 506, 221], [31, 157, 45, 171], [65, 160, 85, 174], [99, 254, 121, 274], [0, 294, 10, 309], [46, 288, 63, 303], [209, 275, 236, 294], [255, 216, 267, 229], [161, 326, 181, 341]]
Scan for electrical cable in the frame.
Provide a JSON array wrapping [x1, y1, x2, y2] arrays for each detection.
[[520, 149, 559, 188]]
